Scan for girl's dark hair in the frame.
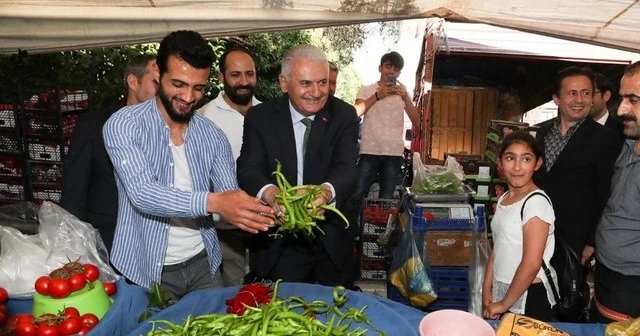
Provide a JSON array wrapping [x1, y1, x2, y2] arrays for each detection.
[[499, 131, 543, 159]]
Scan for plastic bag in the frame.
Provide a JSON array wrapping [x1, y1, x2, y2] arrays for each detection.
[[0, 201, 119, 297], [605, 316, 640, 336], [411, 153, 465, 194], [468, 206, 490, 317], [388, 205, 437, 307]]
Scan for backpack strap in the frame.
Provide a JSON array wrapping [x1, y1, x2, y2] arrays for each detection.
[[520, 191, 560, 302]]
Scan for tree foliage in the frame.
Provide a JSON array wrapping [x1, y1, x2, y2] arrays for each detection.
[[0, 24, 371, 108]]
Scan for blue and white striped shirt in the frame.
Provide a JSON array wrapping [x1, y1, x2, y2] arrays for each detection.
[[103, 98, 237, 290]]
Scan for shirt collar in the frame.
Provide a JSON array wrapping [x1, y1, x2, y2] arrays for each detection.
[[288, 100, 315, 124]]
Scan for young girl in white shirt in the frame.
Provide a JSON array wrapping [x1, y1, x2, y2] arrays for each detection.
[[482, 131, 558, 321]]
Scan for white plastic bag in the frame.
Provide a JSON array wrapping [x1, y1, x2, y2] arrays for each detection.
[[468, 206, 490, 317], [411, 153, 465, 194], [0, 201, 119, 297]]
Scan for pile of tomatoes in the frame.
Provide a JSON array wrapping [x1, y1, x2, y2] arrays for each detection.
[[34, 261, 116, 298], [2, 308, 99, 336], [0, 287, 8, 328]]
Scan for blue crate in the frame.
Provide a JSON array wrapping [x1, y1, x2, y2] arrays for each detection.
[[388, 266, 470, 312], [410, 206, 485, 232]]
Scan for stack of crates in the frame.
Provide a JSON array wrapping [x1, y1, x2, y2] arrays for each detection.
[[388, 200, 484, 312], [0, 102, 27, 205], [358, 198, 400, 282], [20, 88, 87, 204]]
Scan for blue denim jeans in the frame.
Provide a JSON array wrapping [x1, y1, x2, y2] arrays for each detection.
[[345, 154, 403, 237]]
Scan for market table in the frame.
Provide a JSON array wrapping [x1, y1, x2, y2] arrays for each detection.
[[130, 282, 426, 335]]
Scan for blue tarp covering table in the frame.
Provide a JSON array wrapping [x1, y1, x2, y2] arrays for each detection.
[[130, 282, 426, 335]]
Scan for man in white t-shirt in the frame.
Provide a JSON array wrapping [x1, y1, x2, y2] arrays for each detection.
[[199, 47, 261, 286], [346, 51, 420, 236]]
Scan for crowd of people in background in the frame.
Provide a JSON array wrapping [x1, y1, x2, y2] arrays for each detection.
[[60, 29, 640, 324]]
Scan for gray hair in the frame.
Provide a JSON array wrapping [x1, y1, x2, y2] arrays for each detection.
[[280, 44, 328, 78], [124, 54, 156, 89]]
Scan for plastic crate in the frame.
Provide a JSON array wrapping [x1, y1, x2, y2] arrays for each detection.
[[0, 183, 26, 201], [360, 235, 387, 259], [362, 198, 400, 225], [0, 154, 22, 177], [30, 162, 63, 186], [27, 137, 65, 162], [0, 132, 21, 153], [32, 188, 61, 204], [359, 258, 387, 281], [24, 110, 79, 137], [0, 104, 16, 129], [362, 220, 387, 236], [388, 266, 469, 311]]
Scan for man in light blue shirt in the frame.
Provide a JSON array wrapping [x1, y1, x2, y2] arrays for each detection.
[[103, 30, 274, 299]]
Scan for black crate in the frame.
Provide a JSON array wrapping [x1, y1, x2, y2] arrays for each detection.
[[32, 187, 61, 204], [360, 235, 387, 259], [360, 258, 388, 281], [26, 137, 65, 162], [0, 104, 16, 129], [24, 110, 79, 137], [0, 154, 23, 178], [0, 132, 21, 153], [30, 161, 63, 186], [0, 183, 26, 201]]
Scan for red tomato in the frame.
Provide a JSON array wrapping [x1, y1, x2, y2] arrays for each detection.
[[48, 279, 71, 299], [80, 313, 99, 330], [14, 321, 37, 336], [102, 281, 116, 296], [57, 316, 81, 336], [36, 323, 59, 336], [82, 265, 100, 283], [0, 310, 6, 326], [62, 307, 80, 318], [0, 287, 8, 304], [78, 325, 92, 335], [9, 314, 33, 325], [34, 276, 52, 296], [67, 274, 86, 292], [0, 303, 7, 316]]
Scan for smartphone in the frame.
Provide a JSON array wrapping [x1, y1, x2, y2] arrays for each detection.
[[387, 76, 397, 85]]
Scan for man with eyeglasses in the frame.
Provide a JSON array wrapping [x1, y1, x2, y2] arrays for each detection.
[[534, 66, 620, 288], [590, 72, 625, 146]]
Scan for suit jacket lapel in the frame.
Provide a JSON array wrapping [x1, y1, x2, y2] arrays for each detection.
[[548, 118, 595, 172], [274, 95, 298, 184]]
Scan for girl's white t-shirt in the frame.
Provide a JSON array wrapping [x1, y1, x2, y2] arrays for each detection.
[[490, 189, 558, 313]]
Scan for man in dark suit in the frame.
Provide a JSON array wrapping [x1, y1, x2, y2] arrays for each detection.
[[590, 72, 625, 146], [535, 66, 620, 270], [61, 54, 159, 254], [237, 44, 359, 287]]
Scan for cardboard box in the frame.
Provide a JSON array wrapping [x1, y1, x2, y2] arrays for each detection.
[[423, 230, 480, 266]]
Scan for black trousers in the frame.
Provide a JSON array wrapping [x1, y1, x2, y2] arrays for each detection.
[[590, 260, 640, 323], [248, 238, 354, 288], [524, 282, 554, 321]]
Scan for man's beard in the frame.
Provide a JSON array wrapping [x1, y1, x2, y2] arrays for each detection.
[[159, 87, 196, 123], [224, 82, 255, 106]]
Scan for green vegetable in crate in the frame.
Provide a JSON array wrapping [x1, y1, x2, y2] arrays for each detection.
[[270, 160, 349, 238], [147, 280, 386, 336], [414, 171, 463, 194]]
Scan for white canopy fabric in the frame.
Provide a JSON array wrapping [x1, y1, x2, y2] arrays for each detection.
[[0, 0, 638, 54]]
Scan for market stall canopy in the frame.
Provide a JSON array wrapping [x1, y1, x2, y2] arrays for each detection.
[[0, 0, 638, 54]]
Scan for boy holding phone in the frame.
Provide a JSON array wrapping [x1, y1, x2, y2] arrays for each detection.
[[346, 51, 420, 238]]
